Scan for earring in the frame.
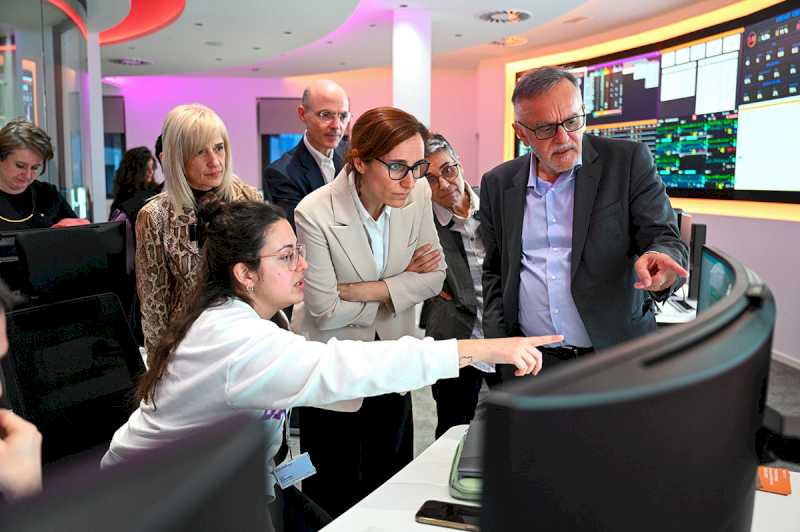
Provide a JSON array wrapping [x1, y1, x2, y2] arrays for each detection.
[[246, 284, 255, 293]]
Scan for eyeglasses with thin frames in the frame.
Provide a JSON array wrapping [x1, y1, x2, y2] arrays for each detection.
[[260, 244, 306, 271], [314, 110, 351, 123], [374, 157, 431, 181], [516, 111, 586, 140], [425, 163, 460, 186]]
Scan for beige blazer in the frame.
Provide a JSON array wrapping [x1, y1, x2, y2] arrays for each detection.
[[292, 170, 446, 344]]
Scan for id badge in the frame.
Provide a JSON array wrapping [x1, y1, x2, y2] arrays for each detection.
[[273, 452, 317, 489]]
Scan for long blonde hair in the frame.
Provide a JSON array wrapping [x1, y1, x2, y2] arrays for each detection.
[[161, 104, 235, 210]]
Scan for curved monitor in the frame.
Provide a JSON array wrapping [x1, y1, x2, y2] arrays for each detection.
[[514, 1, 800, 203], [481, 246, 776, 532]]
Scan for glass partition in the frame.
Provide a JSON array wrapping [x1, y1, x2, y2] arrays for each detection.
[[0, 0, 90, 217]]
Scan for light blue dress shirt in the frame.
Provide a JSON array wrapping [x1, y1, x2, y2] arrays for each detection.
[[518, 156, 593, 348]]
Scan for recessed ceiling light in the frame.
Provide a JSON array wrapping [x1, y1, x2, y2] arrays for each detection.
[[252, 46, 261, 50], [283, 31, 292, 35], [109, 57, 153, 66], [369, 23, 376, 28], [454, 33, 463, 38], [128, 46, 135, 50], [251, 67, 260, 72], [490, 35, 528, 47], [205, 41, 224, 47], [326, 40, 333, 44], [478, 10, 532, 24], [194, 22, 204, 27], [563, 16, 588, 24], [339, 61, 346, 66], [399, 3, 408, 7], [216, 57, 222, 61]]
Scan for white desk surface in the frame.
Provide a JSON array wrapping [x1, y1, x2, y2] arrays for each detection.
[[322, 425, 799, 532], [655, 285, 697, 324]]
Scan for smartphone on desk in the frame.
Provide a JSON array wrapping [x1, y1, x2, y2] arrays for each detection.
[[415, 500, 480, 531]]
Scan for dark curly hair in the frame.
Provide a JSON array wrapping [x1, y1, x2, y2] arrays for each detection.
[[110, 146, 156, 211]]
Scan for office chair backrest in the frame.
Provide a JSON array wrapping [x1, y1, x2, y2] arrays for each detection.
[[0, 293, 145, 464]]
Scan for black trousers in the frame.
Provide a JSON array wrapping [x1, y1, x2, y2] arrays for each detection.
[[298, 391, 414, 519], [268, 484, 332, 532], [431, 365, 502, 439]]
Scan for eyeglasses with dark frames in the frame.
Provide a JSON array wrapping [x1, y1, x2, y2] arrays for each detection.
[[425, 163, 460, 186], [314, 110, 351, 123], [516, 111, 586, 140], [374, 157, 431, 181], [260, 244, 306, 271]]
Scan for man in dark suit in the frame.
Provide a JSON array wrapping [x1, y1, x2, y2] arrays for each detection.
[[262, 79, 348, 227], [419, 133, 501, 438], [480, 66, 688, 378]]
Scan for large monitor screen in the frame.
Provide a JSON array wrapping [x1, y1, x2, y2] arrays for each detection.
[[515, 2, 800, 203]]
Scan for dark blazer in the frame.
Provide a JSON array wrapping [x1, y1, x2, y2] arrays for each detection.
[[262, 139, 344, 228], [420, 209, 481, 341], [479, 134, 688, 350]]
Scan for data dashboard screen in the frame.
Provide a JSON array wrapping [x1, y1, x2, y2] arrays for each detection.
[[515, 4, 800, 201]]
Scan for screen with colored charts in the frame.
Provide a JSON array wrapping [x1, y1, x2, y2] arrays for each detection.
[[515, 3, 800, 202]]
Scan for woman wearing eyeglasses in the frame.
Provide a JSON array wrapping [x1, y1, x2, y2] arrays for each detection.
[[103, 199, 555, 531], [291, 106, 445, 518], [419, 133, 504, 440]]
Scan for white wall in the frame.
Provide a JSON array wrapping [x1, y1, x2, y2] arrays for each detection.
[[110, 66, 480, 190], [692, 214, 800, 367]]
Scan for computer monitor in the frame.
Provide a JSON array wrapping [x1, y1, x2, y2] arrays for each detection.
[[480, 246, 775, 532], [12, 222, 128, 309], [0, 414, 270, 532], [0, 293, 145, 464], [697, 246, 737, 314], [687, 222, 707, 299]]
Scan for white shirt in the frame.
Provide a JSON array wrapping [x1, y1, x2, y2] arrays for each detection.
[[304, 132, 337, 184], [101, 299, 457, 498], [348, 171, 391, 276], [432, 186, 493, 372]]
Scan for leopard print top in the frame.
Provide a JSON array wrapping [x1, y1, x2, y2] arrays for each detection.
[[135, 176, 262, 362]]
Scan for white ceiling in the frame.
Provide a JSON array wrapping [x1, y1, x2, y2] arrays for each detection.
[[97, 0, 744, 78]]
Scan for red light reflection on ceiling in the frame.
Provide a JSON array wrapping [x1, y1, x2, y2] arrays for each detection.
[[47, 0, 185, 46], [48, 0, 87, 39], [100, 0, 185, 46]]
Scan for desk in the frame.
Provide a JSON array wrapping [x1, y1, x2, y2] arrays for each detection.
[[322, 426, 800, 531], [656, 285, 696, 324]]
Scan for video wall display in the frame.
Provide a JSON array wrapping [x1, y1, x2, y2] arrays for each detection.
[[516, 3, 800, 202]]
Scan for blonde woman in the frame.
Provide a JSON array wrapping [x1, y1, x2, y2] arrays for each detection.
[[136, 104, 261, 360]]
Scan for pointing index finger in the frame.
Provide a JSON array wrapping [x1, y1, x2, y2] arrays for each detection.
[[530, 335, 563, 347]]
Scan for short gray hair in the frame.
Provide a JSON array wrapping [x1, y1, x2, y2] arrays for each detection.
[[424, 133, 459, 162], [512, 66, 580, 104]]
